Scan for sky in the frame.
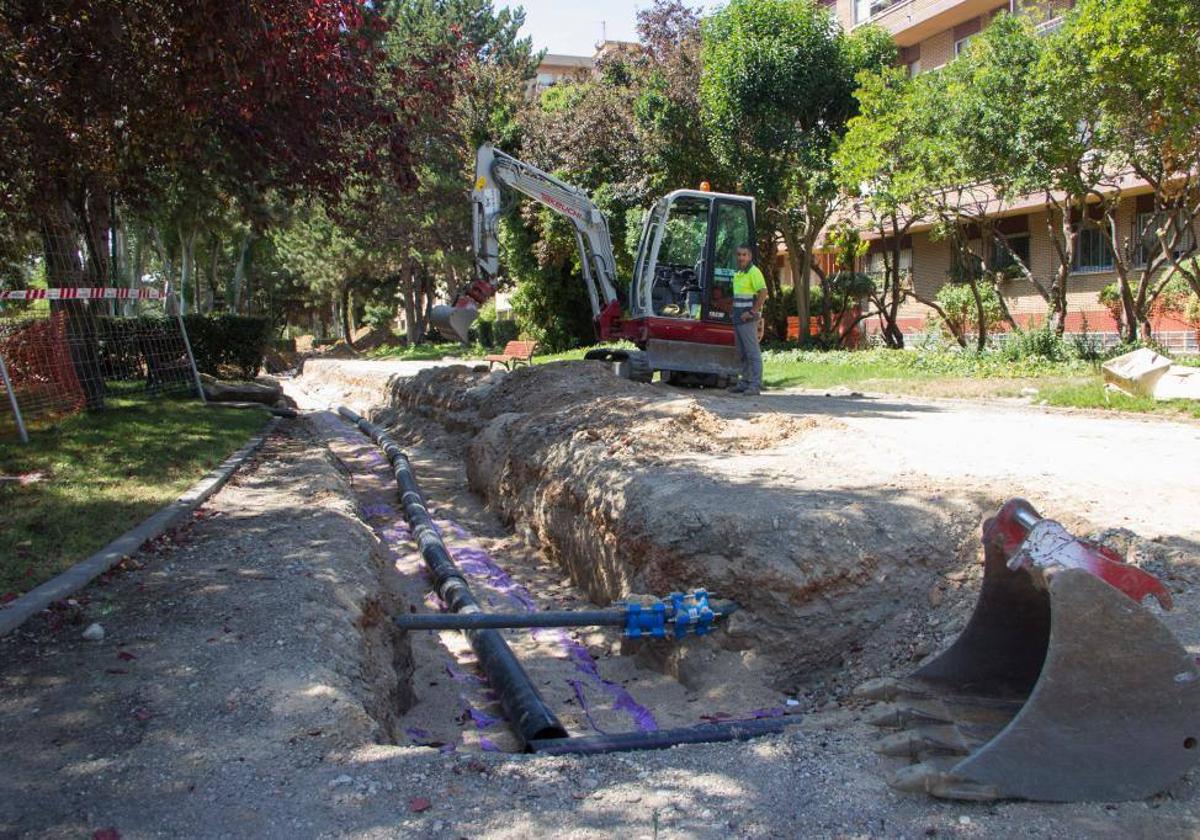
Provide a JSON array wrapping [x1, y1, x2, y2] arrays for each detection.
[[498, 1, 720, 56]]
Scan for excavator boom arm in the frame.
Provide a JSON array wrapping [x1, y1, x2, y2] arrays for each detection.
[[433, 144, 621, 343]]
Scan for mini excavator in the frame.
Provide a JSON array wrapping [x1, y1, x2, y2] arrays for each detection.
[[432, 144, 757, 386]]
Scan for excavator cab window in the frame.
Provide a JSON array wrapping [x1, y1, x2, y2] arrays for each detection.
[[651, 196, 709, 318], [705, 200, 753, 324]]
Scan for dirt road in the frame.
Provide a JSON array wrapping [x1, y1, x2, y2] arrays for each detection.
[[1, 359, 1197, 838]]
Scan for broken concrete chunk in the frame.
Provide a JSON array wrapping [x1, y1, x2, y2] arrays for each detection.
[[200, 373, 284, 405], [1102, 348, 1200, 401], [1152, 364, 1200, 401]]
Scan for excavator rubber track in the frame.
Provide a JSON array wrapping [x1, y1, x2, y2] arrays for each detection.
[[857, 499, 1200, 802]]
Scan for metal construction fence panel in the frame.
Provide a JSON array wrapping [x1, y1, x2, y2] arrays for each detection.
[[0, 288, 204, 442]]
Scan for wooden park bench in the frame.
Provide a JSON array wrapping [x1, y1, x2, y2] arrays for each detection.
[[485, 340, 538, 370]]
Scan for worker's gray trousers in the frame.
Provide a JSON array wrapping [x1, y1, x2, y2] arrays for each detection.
[[732, 307, 762, 389]]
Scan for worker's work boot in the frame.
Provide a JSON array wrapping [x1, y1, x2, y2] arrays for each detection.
[[742, 387, 760, 396], [726, 382, 747, 394]]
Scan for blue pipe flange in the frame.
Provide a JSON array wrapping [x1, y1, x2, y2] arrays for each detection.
[[623, 600, 667, 639]]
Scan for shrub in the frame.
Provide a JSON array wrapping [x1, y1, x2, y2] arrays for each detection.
[[1000, 325, 1070, 363], [182, 314, 274, 379], [932, 283, 1006, 340], [493, 319, 520, 346], [361, 302, 395, 332]]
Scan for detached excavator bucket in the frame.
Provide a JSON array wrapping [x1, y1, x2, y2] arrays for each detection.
[[431, 303, 477, 344], [858, 499, 1200, 802]]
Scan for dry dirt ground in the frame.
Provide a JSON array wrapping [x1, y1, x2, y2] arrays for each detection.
[[1, 358, 1198, 838]]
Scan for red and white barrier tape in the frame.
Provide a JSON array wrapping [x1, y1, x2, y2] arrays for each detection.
[[0, 287, 170, 301]]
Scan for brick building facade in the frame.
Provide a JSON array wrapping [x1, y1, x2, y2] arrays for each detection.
[[797, 0, 1199, 349]]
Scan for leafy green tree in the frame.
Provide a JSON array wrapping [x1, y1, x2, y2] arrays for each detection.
[[364, 0, 536, 343], [633, 1, 729, 199], [504, 53, 644, 349], [1065, 0, 1200, 340], [835, 67, 934, 348], [700, 0, 893, 333], [911, 15, 1038, 347]]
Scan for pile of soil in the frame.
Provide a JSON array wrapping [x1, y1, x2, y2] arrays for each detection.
[[382, 362, 988, 695]]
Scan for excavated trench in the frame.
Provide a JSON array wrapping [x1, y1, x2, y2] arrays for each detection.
[[376, 362, 994, 698], [309, 402, 786, 752], [307, 359, 1196, 758]]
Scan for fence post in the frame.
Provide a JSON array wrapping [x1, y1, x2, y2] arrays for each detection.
[[166, 285, 206, 404], [0, 352, 29, 444]]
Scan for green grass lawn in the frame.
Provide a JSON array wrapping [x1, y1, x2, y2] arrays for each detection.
[[530, 343, 1200, 419], [757, 348, 1200, 417], [0, 388, 269, 598], [364, 341, 485, 361]]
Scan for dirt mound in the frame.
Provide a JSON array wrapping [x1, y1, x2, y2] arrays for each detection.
[[384, 361, 991, 693], [391, 361, 829, 453]]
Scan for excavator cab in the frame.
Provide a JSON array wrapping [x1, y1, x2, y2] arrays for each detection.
[[630, 190, 755, 327]]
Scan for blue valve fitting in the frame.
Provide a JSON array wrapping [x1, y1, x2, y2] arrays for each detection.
[[622, 590, 717, 640], [623, 600, 667, 639]]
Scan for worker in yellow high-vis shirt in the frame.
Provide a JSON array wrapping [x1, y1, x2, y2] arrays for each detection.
[[728, 244, 767, 395]]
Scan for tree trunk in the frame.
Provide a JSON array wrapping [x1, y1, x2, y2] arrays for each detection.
[[229, 232, 252, 313], [778, 220, 809, 342], [969, 278, 987, 352], [401, 262, 419, 345], [1042, 202, 1077, 336], [206, 233, 220, 314], [1116, 275, 1139, 342], [178, 226, 198, 315], [339, 283, 355, 350], [885, 235, 905, 348], [76, 185, 113, 287], [757, 224, 785, 339]]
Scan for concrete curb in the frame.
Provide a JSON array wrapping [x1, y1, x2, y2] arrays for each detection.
[[0, 417, 282, 638]]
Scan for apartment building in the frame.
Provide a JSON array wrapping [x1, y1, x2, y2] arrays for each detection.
[[528, 54, 594, 95], [814, 0, 1199, 348], [526, 41, 640, 95]]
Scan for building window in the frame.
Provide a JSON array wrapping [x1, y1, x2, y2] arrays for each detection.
[[1074, 224, 1113, 273], [907, 58, 922, 77], [954, 34, 976, 57], [868, 249, 912, 277], [993, 233, 1031, 273], [950, 246, 984, 283], [857, 0, 898, 23], [1134, 210, 1197, 267]]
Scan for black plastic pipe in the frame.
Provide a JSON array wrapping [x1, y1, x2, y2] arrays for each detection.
[[337, 406, 568, 746], [395, 600, 738, 632], [397, 609, 628, 630], [529, 716, 797, 755]]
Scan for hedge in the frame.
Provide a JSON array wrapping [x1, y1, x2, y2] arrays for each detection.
[[182, 314, 274, 380], [93, 314, 271, 381]]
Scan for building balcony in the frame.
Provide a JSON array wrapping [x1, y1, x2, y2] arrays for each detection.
[[858, 0, 1010, 46]]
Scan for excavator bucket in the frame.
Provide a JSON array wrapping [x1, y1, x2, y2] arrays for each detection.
[[430, 303, 477, 344], [858, 499, 1200, 802]]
